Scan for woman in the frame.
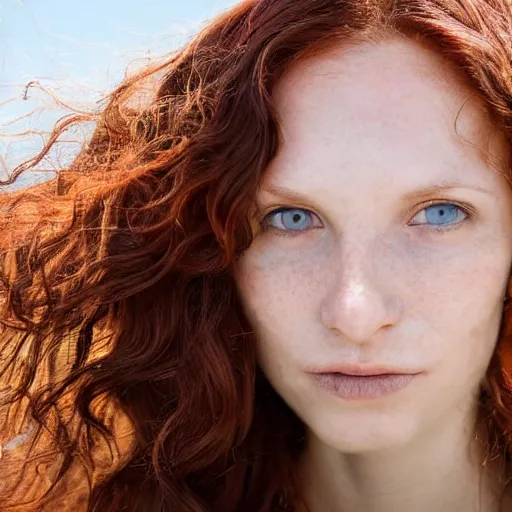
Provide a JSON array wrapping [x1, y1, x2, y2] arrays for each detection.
[[2, 0, 512, 510]]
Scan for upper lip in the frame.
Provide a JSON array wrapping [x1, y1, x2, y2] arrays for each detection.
[[308, 365, 422, 376]]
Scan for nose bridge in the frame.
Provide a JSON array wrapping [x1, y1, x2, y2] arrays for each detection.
[[320, 231, 401, 344], [334, 227, 385, 284]]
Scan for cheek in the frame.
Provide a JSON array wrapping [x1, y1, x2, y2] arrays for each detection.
[[234, 243, 328, 327], [418, 247, 504, 326], [233, 254, 323, 396], [408, 249, 506, 385], [233, 245, 330, 372]]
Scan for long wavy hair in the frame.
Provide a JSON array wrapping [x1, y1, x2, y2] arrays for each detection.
[[2, 0, 512, 510]]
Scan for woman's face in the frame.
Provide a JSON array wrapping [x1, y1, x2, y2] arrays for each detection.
[[233, 35, 512, 453]]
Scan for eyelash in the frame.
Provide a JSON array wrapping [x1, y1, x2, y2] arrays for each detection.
[[259, 200, 475, 238]]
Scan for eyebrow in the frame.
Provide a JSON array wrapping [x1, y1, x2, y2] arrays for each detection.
[[261, 180, 496, 203]]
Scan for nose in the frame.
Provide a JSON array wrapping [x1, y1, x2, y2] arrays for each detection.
[[319, 237, 403, 345]]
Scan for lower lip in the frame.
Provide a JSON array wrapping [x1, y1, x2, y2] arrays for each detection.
[[310, 372, 418, 399]]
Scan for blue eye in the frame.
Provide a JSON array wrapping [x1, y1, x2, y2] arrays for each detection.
[[262, 208, 319, 233], [412, 202, 469, 231]]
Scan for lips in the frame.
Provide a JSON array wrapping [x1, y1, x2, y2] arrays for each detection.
[[310, 372, 418, 399], [306, 363, 423, 399]]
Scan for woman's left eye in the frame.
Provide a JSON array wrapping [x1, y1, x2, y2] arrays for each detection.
[[410, 202, 470, 232]]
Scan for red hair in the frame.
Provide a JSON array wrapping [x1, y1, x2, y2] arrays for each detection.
[[2, 0, 512, 510]]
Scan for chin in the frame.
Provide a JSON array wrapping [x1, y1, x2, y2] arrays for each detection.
[[305, 410, 419, 454]]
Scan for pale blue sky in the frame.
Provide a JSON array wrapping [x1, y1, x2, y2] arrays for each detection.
[[0, 0, 239, 187]]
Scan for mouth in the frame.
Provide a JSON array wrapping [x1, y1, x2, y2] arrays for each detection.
[[309, 372, 420, 399], [306, 364, 424, 399]]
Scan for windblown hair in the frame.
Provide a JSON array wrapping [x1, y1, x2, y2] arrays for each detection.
[[2, 0, 512, 510]]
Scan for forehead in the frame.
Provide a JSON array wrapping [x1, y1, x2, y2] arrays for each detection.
[[274, 35, 478, 120], [266, 35, 509, 190]]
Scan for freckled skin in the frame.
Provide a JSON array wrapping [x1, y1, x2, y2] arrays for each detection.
[[234, 36, 512, 511]]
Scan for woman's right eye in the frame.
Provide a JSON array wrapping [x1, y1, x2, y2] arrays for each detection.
[[261, 208, 322, 235]]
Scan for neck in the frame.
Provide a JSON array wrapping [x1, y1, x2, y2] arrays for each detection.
[[296, 405, 508, 512]]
